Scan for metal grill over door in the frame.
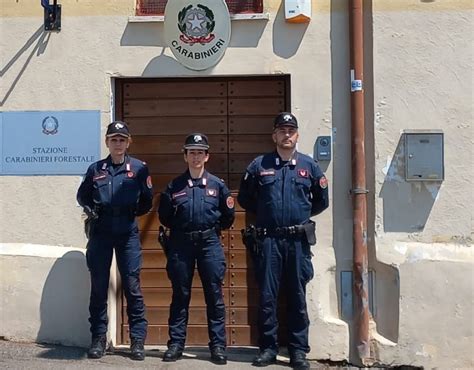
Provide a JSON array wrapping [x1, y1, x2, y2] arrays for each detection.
[[115, 76, 290, 346]]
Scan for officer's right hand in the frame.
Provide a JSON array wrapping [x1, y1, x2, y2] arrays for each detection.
[[84, 205, 98, 220]]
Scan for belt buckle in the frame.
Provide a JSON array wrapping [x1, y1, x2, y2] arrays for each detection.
[[288, 226, 296, 235]]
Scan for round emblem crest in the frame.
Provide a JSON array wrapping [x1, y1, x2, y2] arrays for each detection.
[[42, 116, 59, 135], [165, 0, 231, 71], [178, 5, 215, 45]]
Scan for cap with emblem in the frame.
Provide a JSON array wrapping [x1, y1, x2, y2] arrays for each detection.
[[183, 133, 210, 150], [106, 121, 131, 138], [273, 112, 298, 129]]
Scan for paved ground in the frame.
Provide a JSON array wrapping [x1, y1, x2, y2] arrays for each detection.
[[0, 340, 355, 370]]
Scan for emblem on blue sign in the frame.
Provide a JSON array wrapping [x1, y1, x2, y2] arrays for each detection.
[[42, 116, 59, 135]]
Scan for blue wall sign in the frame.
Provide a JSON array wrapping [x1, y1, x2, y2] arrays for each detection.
[[0, 111, 101, 175]]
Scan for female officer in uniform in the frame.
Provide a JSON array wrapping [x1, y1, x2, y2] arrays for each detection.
[[158, 133, 235, 365], [77, 121, 153, 361]]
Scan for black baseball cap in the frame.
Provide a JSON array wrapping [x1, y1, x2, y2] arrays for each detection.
[[274, 112, 298, 129], [183, 133, 210, 150], [106, 121, 131, 138]]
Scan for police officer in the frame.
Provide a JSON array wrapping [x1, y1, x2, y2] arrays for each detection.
[[238, 113, 329, 369], [77, 121, 153, 361], [158, 133, 235, 365]]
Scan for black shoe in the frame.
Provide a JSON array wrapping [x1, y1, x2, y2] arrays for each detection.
[[130, 338, 145, 361], [163, 345, 183, 362], [88, 336, 107, 359], [252, 350, 277, 367], [290, 352, 310, 370], [210, 347, 227, 365]]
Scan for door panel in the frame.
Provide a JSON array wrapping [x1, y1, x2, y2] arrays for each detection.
[[127, 117, 227, 135], [124, 81, 227, 99], [131, 135, 228, 154], [124, 98, 227, 117], [117, 76, 290, 346]]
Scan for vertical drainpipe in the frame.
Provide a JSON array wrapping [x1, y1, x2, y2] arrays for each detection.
[[349, 0, 370, 363]]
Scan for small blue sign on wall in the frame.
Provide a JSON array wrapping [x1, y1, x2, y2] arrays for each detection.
[[0, 111, 101, 175]]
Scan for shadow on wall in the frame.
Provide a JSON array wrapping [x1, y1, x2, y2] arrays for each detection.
[[141, 49, 198, 76], [272, 1, 309, 59], [1, 26, 50, 106], [120, 16, 266, 48], [37, 251, 90, 352], [121, 22, 166, 47], [379, 135, 441, 232]]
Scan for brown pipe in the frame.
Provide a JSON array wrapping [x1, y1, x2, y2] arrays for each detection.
[[349, 0, 370, 363]]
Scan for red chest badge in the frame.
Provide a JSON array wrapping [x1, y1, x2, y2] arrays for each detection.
[[127, 172, 134, 178], [298, 169, 309, 178]]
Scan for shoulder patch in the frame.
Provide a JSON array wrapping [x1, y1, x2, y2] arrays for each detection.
[[226, 196, 235, 209], [319, 176, 328, 189]]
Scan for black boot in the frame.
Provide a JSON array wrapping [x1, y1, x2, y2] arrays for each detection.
[[88, 335, 107, 359], [210, 346, 227, 365], [130, 338, 145, 361], [163, 345, 183, 362], [290, 351, 310, 370], [252, 349, 277, 367]]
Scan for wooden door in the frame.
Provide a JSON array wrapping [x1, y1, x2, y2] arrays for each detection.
[[115, 75, 290, 346]]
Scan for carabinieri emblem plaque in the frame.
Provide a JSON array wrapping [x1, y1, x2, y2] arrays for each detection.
[[164, 0, 231, 71]]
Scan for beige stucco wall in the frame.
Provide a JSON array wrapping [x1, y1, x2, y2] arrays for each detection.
[[1, 0, 472, 367], [368, 1, 473, 369]]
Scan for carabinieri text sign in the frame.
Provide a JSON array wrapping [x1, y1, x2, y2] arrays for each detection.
[[0, 111, 100, 175]]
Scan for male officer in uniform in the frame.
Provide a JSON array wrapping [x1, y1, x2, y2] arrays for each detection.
[[158, 133, 235, 365], [238, 113, 329, 369], [77, 121, 153, 361]]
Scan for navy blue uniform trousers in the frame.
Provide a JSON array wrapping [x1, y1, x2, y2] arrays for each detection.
[[166, 233, 226, 350], [86, 227, 147, 340], [254, 236, 314, 356]]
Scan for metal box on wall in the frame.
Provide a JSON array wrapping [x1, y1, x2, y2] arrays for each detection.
[[404, 130, 444, 181]]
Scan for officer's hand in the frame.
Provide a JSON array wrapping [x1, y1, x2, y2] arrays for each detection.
[[83, 205, 98, 220]]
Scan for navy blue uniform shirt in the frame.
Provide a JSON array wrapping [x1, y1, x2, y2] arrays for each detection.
[[77, 154, 153, 234], [238, 151, 329, 228], [158, 170, 235, 232]]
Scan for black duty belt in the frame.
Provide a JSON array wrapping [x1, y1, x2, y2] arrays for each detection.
[[101, 206, 134, 217], [256, 225, 306, 238], [183, 227, 216, 241]]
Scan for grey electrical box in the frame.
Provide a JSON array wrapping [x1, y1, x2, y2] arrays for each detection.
[[316, 136, 331, 161], [404, 130, 444, 181]]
